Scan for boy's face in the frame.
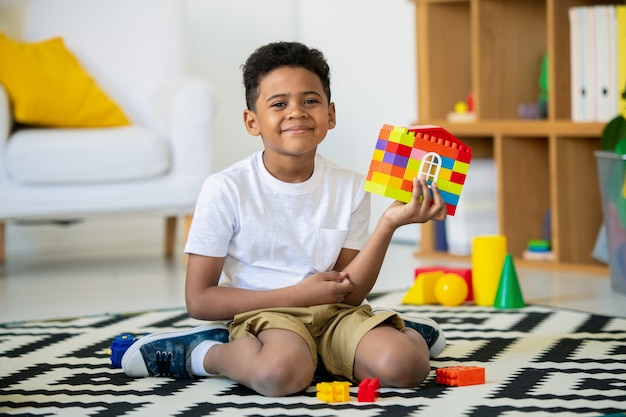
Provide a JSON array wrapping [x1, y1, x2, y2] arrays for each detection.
[[243, 66, 336, 160]]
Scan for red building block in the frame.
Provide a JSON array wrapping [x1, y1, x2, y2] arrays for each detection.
[[435, 366, 485, 386], [358, 378, 380, 402]]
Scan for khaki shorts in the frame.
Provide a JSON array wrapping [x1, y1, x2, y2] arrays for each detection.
[[229, 303, 405, 380]]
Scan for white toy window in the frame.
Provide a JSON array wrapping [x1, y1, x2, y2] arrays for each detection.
[[419, 152, 442, 184]]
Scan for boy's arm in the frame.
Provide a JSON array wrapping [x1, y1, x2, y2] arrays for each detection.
[[185, 254, 354, 321], [340, 177, 447, 305]]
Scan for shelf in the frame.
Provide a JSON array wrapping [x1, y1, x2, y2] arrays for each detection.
[[411, 0, 613, 273], [412, 250, 609, 275], [417, 120, 607, 137]]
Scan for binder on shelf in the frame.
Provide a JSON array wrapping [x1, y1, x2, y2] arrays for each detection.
[[582, 6, 598, 122], [618, 5, 626, 115], [606, 6, 620, 118], [569, 7, 582, 121], [570, 5, 622, 121], [608, 5, 618, 118], [596, 5, 617, 121]]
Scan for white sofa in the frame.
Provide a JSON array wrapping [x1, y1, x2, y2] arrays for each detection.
[[0, 0, 216, 263]]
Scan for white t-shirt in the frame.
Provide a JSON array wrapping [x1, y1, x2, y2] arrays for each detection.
[[184, 151, 371, 291]]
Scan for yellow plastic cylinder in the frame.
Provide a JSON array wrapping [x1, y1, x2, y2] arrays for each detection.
[[471, 235, 507, 306]]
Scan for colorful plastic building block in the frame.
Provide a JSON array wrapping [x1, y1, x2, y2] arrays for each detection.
[[435, 366, 485, 386], [357, 378, 380, 402], [316, 381, 351, 403], [414, 266, 473, 301], [364, 124, 472, 216], [109, 333, 137, 368]]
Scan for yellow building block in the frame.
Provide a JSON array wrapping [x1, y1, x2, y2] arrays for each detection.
[[372, 149, 385, 162], [384, 186, 412, 202], [364, 181, 387, 196], [436, 178, 450, 190], [406, 157, 421, 172], [447, 181, 463, 195], [402, 271, 444, 305], [403, 168, 419, 181], [316, 381, 351, 403], [453, 160, 470, 174], [370, 171, 391, 185]]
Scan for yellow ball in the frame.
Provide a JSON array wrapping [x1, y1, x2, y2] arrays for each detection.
[[454, 101, 468, 114], [435, 273, 469, 307]]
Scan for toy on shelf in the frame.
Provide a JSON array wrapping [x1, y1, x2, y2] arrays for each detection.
[[436, 366, 485, 387], [357, 378, 380, 402], [447, 92, 476, 123], [108, 333, 138, 368], [364, 124, 472, 216], [518, 53, 548, 120], [523, 238, 554, 261], [316, 381, 351, 403]]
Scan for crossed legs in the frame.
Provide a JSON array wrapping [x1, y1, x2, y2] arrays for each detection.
[[203, 324, 430, 397]]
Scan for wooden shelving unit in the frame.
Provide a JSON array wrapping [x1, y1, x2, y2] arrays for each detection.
[[411, 0, 622, 272]]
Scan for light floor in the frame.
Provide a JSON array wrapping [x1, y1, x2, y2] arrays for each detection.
[[1, 219, 625, 323]]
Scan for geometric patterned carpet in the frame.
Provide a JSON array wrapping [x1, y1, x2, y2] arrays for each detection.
[[1, 292, 625, 417]]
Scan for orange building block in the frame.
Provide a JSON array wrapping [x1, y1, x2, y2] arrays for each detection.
[[435, 366, 485, 386]]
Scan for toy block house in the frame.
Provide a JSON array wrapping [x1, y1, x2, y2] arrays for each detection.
[[364, 124, 472, 215]]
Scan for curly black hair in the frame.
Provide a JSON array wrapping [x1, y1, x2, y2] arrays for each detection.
[[242, 41, 331, 111]]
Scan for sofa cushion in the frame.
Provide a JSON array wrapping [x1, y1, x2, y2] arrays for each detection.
[[0, 32, 130, 128], [5, 126, 170, 184]]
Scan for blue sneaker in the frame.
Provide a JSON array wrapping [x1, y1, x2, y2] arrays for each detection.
[[121, 323, 229, 378], [372, 307, 446, 358]]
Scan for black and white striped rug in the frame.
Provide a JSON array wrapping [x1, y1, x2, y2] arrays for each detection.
[[1, 292, 625, 417]]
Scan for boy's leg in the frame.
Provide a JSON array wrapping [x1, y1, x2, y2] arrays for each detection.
[[371, 306, 446, 358], [206, 328, 315, 397], [353, 324, 430, 388], [318, 305, 433, 388], [122, 323, 229, 378], [122, 323, 315, 397]]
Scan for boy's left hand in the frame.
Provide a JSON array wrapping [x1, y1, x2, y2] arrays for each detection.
[[383, 176, 447, 228]]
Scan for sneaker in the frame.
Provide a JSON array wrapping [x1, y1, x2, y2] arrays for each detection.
[[371, 307, 446, 358], [121, 323, 229, 378]]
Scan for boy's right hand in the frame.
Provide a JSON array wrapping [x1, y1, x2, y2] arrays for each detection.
[[383, 176, 447, 228], [296, 271, 354, 305]]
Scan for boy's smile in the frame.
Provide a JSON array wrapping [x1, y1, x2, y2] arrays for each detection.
[[243, 66, 336, 182]]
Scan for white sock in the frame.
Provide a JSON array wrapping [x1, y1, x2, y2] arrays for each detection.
[[190, 340, 223, 377]]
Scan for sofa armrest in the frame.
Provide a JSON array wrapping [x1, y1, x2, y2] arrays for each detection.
[[154, 76, 217, 186], [0, 84, 12, 152]]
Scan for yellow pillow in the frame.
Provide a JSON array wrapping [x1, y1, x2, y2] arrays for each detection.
[[0, 32, 130, 127]]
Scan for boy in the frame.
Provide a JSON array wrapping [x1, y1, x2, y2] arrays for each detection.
[[122, 41, 447, 397]]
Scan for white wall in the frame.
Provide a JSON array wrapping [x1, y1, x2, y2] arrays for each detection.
[[184, 0, 420, 242], [1, 0, 420, 258], [298, 0, 419, 242]]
